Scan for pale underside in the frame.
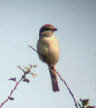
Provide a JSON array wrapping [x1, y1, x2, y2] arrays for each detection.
[[37, 35, 59, 66]]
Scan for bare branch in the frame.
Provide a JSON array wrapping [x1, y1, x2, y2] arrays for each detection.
[[28, 45, 78, 108], [0, 65, 37, 108], [28, 45, 38, 53], [53, 67, 78, 108]]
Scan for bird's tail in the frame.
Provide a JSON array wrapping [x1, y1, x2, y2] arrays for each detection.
[[48, 65, 59, 92]]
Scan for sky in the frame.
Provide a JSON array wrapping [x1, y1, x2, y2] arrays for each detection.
[[0, 0, 96, 108]]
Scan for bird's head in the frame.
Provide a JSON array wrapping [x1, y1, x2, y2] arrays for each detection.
[[39, 24, 58, 37]]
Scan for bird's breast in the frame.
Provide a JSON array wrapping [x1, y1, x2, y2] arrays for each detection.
[[37, 36, 59, 65]]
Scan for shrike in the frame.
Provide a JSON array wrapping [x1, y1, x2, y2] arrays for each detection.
[[37, 24, 60, 92]]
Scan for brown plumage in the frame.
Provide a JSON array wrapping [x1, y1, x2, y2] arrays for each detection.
[[37, 24, 60, 92]]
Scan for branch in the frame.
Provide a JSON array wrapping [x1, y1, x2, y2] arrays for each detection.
[[53, 68, 78, 108], [28, 45, 78, 108], [28, 45, 38, 53], [0, 65, 37, 108]]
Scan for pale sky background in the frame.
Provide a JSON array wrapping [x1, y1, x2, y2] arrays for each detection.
[[0, 0, 96, 108]]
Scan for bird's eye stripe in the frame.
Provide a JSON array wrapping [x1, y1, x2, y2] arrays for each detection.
[[45, 28, 49, 30]]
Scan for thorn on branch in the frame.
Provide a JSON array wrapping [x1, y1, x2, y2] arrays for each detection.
[[8, 97, 14, 101], [8, 77, 16, 82]]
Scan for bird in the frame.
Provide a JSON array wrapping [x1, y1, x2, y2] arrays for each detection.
[[37, 24, 60, 92]]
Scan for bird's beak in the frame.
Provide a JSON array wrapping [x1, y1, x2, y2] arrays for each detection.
[[53, 28, 58, 31]]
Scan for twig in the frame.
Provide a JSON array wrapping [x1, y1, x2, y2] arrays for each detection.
[[0, 65, 36, 108], [0, 80, 21, 108], [28, 45, 78, 108], [53, 68, 78, 108], [28, 45, 38, 53]]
